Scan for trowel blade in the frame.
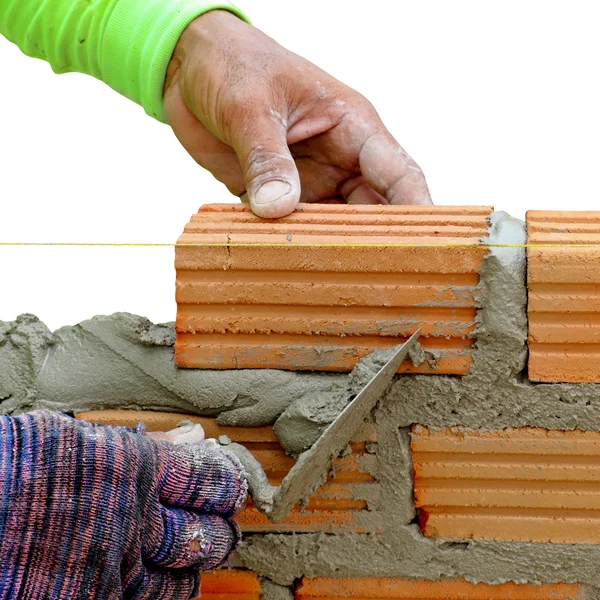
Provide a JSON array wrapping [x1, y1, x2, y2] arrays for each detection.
[[269, 329, 421, 523]]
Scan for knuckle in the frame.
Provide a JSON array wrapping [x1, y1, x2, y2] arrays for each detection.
[[245, 145, 294, 185]]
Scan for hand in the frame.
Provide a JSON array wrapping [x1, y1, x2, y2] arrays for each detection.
[[0, 411, 247, 599], [164, 10, 432, 218]]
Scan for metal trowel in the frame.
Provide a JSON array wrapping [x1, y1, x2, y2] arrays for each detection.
[[225, 329, 421, 523]]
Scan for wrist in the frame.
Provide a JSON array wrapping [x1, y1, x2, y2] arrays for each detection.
[[166, 9, 249, 96], [181, 9, 244, 50]]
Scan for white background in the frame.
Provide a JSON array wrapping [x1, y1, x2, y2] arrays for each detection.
[[1, 0, 599, 330]]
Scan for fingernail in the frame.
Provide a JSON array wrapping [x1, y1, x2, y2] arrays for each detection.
[[254, 180, 291, 205], [175, 423, 194, 434], [173, 424, 205, 446]]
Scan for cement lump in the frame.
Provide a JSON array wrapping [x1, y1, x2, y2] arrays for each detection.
[[0, 310, 400, 456], [225, 442, 276, 515], [273, 347, 398, 457], [274, 390, 348, 457]]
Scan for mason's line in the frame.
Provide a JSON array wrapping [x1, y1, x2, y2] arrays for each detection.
[[0, 242, 599, 249]]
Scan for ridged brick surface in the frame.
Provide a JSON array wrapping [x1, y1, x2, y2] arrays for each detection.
[[195, 570, 260, 600], [528, 210, 600, 382], [175, 204, 492, 374], [411, 425, 600, 543], [77, 410, 378, 533], [296, 576, 583, 599]]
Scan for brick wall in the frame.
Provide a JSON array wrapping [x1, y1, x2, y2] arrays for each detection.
[[71, 206, 600, 596]]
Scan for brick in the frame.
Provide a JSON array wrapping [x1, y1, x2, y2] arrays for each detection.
[[296, 576, 583, 599], [175, 203, 492, 374], [527, 210, 600, 382], [77, 410, 378, 533], [194, 570, 260, 600], [76, 410, 279, 442], [411, 425, 600, 543]]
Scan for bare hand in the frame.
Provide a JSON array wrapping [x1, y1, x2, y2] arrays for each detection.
[[164, 10, 432, 218]]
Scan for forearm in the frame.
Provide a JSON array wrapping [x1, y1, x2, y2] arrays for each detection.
[[0, 0, 249, 121]]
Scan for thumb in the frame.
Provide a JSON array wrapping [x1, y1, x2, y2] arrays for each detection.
[[234, 116, 300, 218]]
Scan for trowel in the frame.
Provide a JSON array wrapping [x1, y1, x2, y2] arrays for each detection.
[[223, 329, 421, 523]]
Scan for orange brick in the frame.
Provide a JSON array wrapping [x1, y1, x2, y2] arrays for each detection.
[[175, 204, 492, 374], [194, 570, 260, 600], [78, 410, 378, 533], [76, 410, 279, 442], [527, 210, 600, 382], [296, 576, 583, 599], [411, 425, 600, 543]]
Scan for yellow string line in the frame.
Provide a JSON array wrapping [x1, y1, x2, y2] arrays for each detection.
[[0, 242, 600, 249]]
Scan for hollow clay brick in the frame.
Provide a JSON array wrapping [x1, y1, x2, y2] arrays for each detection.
[[411, 425, 600, 543], [175, 204, 492, 374], [296, 576, 583, 600], [528, 210, 600, 382], [194, 570, 260, 600], [77, 410, 378, 533]]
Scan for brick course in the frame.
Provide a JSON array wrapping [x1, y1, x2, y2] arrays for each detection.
[[175, 204, 492, 374]]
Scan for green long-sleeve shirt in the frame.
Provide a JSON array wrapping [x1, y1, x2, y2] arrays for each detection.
[[0, 0, 249, 122]]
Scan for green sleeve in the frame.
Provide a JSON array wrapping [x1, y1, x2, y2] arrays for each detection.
[[0, 0, 250, 122]]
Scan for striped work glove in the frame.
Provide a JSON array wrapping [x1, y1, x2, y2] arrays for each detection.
[[0, 410, 247, 599]]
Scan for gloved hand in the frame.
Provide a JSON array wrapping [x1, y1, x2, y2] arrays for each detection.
[[0, 410, 247, 600], [164, 10, 432, 219]]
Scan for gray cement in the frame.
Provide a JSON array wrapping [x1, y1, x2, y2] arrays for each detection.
[[225, 441, 276, 515], [0, 313, 343, 425], [240, 526, 600, 590], [260, 579, 294, 600], [4, 210, 600, 589]]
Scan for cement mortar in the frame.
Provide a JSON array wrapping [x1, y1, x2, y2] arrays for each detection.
[[273, 347, 400, 457], [238, 526, 600, 589], [225, 442, 276, 515], [4, 210, 600, 588], [259, 579, 294, 600], [0, 313, 343, 425]]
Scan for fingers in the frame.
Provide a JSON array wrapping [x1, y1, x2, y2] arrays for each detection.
[[124, 562, 198, 600], [146, 507, 241, 571], [233, 115, 301, 218], [339, 176, 388, 205], [359, 130, 433, 206], [159, 444, 248, 517], [147, 424, 205, 446]]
